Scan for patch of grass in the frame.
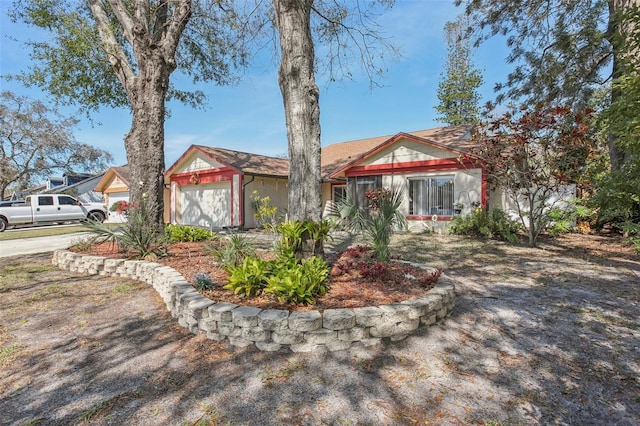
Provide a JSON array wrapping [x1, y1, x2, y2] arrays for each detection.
[[0, 342, 25, 367], [0, 225, 88, 241], [113, 281, 140, 295], [0, 263, 57, 289], [18, 418, 44, 426], [24, 285, 68, 305], [259, 358, 304, 384]]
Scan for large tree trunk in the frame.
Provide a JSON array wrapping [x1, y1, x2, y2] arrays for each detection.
[[273, 0, 323, 223], [125, 67, 168, 231], [88, 0, 191, 234]]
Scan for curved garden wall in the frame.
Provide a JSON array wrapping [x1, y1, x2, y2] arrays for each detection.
[[52, 249, 456, 352]]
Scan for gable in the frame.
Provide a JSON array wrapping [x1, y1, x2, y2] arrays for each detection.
[[363, 138, 459, 167], [173, 152, 227, 174]]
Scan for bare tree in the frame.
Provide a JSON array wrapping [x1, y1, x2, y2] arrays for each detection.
[[0, 91, 112, 200]]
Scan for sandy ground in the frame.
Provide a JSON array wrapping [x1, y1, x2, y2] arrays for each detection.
[[1, 233, 639, 425]]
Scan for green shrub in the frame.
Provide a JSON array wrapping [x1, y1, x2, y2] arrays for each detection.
[[264, 257, 329, 304], [165, 224, 215, 242], [224, 257, 273, 296], [193, 272, 214, 291], [450, 207, 522, 242], [83, 199, 167, 259], [251, 190, 283, 233], [275, 219, 333, 258], [547, 208, 573, 237], [208, 233, 256, 267], [328, 187, 407, 262]]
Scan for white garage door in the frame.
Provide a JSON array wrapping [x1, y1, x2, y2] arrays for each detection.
[[178, 182, 231, 228], [108, 192, 129, 208], [106, 191, 130, 223]]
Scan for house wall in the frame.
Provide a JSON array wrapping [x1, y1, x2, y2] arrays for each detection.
[[243, 177, 289, 229], [337, 136, 486, 233]]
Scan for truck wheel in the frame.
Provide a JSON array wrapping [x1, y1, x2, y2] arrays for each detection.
[[88, 211, 106, 223], [0, 217, 7, 232]]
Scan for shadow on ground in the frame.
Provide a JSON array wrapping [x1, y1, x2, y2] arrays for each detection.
[[1, 233, 638, 425]]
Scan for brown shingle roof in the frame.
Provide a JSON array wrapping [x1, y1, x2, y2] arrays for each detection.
[[93, 165, 130, 192], [321, 124, 474, 179], [195, 146, 289, 177]]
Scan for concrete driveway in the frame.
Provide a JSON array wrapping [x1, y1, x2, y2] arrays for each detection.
[[0, 232, 91, 257]]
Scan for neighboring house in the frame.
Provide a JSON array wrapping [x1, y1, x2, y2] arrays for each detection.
[[43, 172, 105, 203], [164, 146, 289, 229], [9, 172, 103, 202], [94, 166, 131, 223], [320, 124, 484, 232]]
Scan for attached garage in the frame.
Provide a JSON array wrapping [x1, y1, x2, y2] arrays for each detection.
[[177, 182, 232, 228], [165, 145, 288, 229]]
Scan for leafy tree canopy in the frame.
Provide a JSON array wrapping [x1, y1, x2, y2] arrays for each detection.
[[456, 0, 615, 108], [5, 0, 254, 113], [466, 104, 597, 246]]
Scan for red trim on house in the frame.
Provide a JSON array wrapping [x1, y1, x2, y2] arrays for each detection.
[[170, 167, 236, 186], [329, 132, 472, 179], [406, 215, 453, 221], [239, 175, 244, 227], [481, 167, 488, 208], [229, 176, 235, 227], [344, 157, 477, 177]]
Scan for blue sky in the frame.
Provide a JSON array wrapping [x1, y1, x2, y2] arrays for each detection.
[[0, 0, 511, 169]]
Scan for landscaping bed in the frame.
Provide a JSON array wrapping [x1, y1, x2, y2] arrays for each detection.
[[72, 238, 443, 312]]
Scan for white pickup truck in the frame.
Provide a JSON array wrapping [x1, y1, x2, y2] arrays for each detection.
[[0, 194, 108, 232]]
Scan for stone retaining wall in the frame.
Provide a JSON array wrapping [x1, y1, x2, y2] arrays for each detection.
[[52, 249, 456, 352]]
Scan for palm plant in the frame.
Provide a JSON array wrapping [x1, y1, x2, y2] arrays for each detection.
[[329, 187, 407, 262]]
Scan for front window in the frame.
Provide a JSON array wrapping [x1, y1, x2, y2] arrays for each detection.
[[332, 185, 346, 204], [58, 196, 78, 206], [347, 176, 382, 210], [409, 176, 454, 216]]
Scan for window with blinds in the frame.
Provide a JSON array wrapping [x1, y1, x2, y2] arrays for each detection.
[[409, 176, 454, 216]]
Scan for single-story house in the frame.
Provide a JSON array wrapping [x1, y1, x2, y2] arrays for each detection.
[[164, 124, 494, 232], [94, 166, 132, 223], [320, 124, 485, 231], [164, 146, 289, 229]]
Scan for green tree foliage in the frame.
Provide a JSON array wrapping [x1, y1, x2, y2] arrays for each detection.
[[466, 104, 597, 246], [592, 5, 640, 228], [456, 0, 639, 169], [0, 91, 112, 199], [7, 0, 253, 232], [435, 14, 483, 125]]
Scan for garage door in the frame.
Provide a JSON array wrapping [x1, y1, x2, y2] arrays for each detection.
[[107, 192, 129, 209], [178, 182, 231, 228], [106, 191, 129, 223]]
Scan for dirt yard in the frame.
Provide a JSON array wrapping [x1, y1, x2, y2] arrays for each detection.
[[1, 233, 639, 425]]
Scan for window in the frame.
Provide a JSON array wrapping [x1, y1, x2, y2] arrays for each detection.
[[332, 185, 346, 204], [58, 196, 78, 206], [37, 196, 54, 206], [347, 175, 381, 210], [409, 176, 454, 216]]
